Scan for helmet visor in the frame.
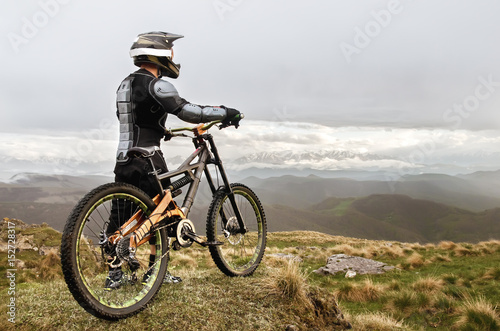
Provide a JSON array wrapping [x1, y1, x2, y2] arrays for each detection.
[[129, 48, 172, 59]]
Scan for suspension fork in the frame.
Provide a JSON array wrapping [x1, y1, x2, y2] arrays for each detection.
[[205, 134, 247, 234]]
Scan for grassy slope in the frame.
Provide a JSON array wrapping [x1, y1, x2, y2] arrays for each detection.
[[1, 224, 499, 330]]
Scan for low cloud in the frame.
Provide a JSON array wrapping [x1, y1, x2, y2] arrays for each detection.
[[1, 120, 498, 179]]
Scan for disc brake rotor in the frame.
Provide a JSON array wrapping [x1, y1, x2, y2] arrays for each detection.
[[224, 216, 243, 245]]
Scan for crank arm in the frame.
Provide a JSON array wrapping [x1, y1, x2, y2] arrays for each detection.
[[183, 231, 223, 247]]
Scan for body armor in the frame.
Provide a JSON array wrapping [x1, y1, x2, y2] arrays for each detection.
[[116, 77, 135, 162], [115, 69, 230, 162]]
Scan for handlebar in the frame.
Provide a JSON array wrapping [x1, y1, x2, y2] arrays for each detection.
[[165, 113, 244, 139]]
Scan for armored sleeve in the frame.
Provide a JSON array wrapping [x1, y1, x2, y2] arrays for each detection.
[[175, 104, 227, 124], [150, 78, 228, 124], [149, 79, 188, 114]]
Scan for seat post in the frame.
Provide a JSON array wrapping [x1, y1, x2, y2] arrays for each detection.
[[146, 157, 164, 196]]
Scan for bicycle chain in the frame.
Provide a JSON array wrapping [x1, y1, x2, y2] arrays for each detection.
[[141, 218, 178, 277]]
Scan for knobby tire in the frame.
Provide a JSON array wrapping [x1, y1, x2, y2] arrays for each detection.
[[206, 183, 267, 277], [61, 182, 169, 320]]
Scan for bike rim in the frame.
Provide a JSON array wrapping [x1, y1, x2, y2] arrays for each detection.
[[215, 190, 264, 272], [75, 193, 164, 309]]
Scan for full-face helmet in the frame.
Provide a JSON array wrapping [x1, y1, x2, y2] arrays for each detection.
[[130, 31, 184, 78]]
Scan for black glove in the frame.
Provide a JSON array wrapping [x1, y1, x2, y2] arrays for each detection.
[[221, 106, 242, 128]]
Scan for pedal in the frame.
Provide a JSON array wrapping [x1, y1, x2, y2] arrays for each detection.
[[181, 230, 224, 248]]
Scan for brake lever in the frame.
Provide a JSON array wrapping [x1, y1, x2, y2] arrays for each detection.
[[164, 132, 189, 140]]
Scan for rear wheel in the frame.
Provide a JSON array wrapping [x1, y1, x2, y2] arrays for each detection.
[[206, 183, 267, 276], [61, 182, 169, 320]]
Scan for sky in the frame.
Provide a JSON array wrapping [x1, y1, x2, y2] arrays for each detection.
[[1, 0, 500, 178]]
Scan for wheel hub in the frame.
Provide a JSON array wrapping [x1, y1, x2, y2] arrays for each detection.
[[224, 216, 243, 244]]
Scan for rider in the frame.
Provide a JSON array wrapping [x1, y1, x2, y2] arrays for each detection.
[[105, 31, 241, 290]]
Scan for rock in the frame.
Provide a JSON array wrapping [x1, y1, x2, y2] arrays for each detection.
[[39, 246, 59, 256], [0, 219, 60, 255], [345, 270, 357, 278], [16, 259, 26, 269], [313, 254, 395, 276], [1, 218, 30, 229], [16, 234, 35, 250]]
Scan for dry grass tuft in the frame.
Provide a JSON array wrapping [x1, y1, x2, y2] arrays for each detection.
[[478, 239, 500, 248], [331, 244, 359, 256], [406, 252, 424, 268], [477, 245, 495, 255], [424, 243, 436, 250], [381, 244, 406, 258], [412, 277, 445, 293], [453, 244, 478, 257], [266, 231, 348, 246], [262, 260, 312, 309], [482, 267, 500, 281], [359, 246, 380, 259], [263, 254, 291, 268], [334, 279, 385, 302], [408, 242, 425, 250], [438, 241, 457, 250], [454, 296, 500, 330], [37, 251, 63, 280], [430, 253, 452, 263], [475, 240, 499, 255], [345, 311, 407, 330]]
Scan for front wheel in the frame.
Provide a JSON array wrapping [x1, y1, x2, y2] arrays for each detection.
[[206, 183, 267, 276], [60, 182, 169, 320]]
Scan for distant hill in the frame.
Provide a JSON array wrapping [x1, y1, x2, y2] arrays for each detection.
[[0, 173, 110, 230], [1, 172, 499, 242], [266, 194, 500, 243], [245, 172, 500, 211]]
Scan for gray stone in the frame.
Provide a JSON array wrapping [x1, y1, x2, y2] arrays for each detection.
[[313, 254, 395, 276]]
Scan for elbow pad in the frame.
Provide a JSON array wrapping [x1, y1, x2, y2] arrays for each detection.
[[176, 104, 227, 123]]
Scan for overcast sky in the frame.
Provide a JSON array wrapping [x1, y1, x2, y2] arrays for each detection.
[[1, 0, 500, 177]]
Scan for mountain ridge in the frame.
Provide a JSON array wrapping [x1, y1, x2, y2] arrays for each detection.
[[266, 194, 500, 243], [1, 171, 499, 243]]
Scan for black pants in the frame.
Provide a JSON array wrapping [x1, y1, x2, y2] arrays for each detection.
[[114, 150, 169, 197], [108, 150, 170, 237]]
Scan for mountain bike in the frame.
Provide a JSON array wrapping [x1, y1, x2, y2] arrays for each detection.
[[60, 117, 267, 320]]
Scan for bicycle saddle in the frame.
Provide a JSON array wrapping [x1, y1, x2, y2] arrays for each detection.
[[126, 146, 160, 158]]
